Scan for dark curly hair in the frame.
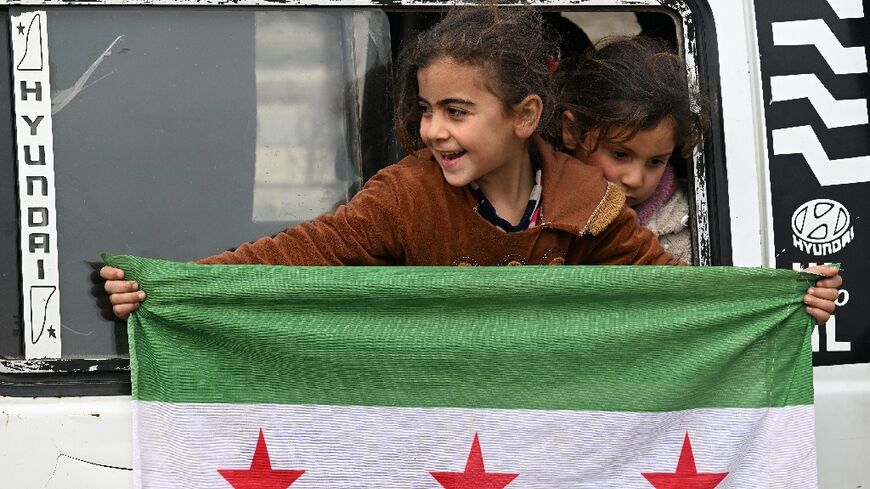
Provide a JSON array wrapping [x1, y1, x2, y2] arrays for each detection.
[[557, 36, 708, 158], [395, 6, 558, 154]]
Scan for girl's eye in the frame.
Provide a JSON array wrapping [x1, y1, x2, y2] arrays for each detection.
[[649, 159, 666, 167], [447, 107, 467, 118], [418, 104, 431, 114], [612, 151, 629, 160]]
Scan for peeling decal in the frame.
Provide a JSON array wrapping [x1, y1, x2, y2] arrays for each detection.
[[11, 10, 62, 360], [52, 34, 124, 115]]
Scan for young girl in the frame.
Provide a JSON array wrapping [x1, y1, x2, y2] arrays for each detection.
[[102, 8, 841, 324], [557, 36, 699, 263], [555, 35, 840, 321]]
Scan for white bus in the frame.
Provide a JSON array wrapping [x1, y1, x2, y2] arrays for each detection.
[[1, 0, 867, 487]]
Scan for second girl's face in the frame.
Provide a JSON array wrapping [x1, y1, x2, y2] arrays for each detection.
[[417, 57, 531, 188], [566, 117, 676, 207]]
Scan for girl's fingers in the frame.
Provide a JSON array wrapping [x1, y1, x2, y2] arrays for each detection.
[[112, 302, 140, 319], [803, 265, 838, 276], [804, 266, 843, 286], [807, 306, 831, 326], [101, 265, 142, 319], [109, 291, 146, 306], [807, 287, 839, 301], [104, 280, 139, 294], [804, 294, 836, 314], [803, 264, 841, 325], [100, 266, 125, 280], [815, 275, 843, 288]]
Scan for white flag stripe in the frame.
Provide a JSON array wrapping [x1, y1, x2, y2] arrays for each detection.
[[773, 125, 870, 186], [134, 402, 815, 488], [771, 74, 869, 128], [772, 19, 867, 74]]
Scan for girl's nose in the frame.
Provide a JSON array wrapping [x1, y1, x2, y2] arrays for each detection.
[[424, 114, 449, 141], [621, 165, 644, 189]]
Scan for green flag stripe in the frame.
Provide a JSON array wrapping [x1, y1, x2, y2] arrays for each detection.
[[108, 254, 815, 411]]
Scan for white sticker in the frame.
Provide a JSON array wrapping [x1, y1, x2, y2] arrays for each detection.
[[791, 199, 855, 256], [12, 11, 61, 359]]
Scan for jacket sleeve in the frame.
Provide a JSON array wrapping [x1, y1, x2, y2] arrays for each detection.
[[197, 171, 405, 266], [575, 206, 681, 265]]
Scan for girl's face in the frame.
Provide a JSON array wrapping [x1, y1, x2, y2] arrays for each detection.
[[564, 116, 676, 207], [417, 57, 539, 189]]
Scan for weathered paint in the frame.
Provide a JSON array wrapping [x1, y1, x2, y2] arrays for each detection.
[[0, 357, 129, 374], [0, 395, 133, 488]]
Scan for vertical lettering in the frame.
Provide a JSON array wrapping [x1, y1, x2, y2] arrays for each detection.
[[26, 176, 48, 196], [23, 145, 45, 165], [14, 11, 62, 360], [21, 115, 43, 135], [28, 207, 49, 226], [19, 80, 42, 101], [835, 289, 850, 306], [29, 233, 50, 253]]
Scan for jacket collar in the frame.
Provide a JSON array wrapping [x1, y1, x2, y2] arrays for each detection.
[[411, 135, 626, 237], [533, 135, 626, 237]]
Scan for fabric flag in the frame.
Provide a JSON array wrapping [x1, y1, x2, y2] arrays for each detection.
[[106, 254, 819, 488]]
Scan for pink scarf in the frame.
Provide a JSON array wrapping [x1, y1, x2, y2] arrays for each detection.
[[633, 164, 678, 226]]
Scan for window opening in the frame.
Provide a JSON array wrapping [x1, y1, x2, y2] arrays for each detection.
[[1, 2, 722, 381]]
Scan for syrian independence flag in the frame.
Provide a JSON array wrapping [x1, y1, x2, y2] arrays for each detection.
[[107, 254, 819, 488]]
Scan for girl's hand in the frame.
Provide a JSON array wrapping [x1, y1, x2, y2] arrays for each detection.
[[100, 266, 146, 319], [803, 265, 843, 325]]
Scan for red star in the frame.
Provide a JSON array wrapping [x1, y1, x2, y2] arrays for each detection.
[[430, 433, 519, 489], [642, 432, 728, 489], [218, 428, 304, 489]]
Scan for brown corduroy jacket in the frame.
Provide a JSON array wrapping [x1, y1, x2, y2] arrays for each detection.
[[199, 136, 676, 267]]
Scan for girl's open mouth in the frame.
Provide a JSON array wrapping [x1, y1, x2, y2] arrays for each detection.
[[440, 151, 466, 168]]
